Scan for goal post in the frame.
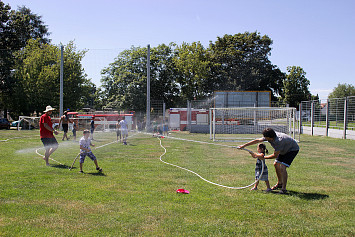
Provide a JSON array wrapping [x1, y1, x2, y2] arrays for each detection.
[[210, 107, 297, 141]]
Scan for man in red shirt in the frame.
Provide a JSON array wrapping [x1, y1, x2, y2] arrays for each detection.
[[40, 105, 59, 166]]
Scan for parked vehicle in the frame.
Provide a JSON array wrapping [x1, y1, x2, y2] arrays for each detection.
[[0, 118, 10, 129], [11, 120, 21, 127]]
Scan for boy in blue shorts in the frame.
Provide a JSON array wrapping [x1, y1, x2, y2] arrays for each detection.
[[238, 128, 299, 194], [79, 130, 102, 173]]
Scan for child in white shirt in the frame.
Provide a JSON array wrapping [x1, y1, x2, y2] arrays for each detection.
[[79, 130, 102, 173]]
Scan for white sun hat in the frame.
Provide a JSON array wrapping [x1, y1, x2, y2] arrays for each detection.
[[43, 105, 56, 112]]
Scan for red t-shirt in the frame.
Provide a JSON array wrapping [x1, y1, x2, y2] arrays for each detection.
[[40, 113, 54, 138]]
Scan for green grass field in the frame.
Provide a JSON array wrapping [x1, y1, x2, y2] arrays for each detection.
[[1, 130, 354, 236]]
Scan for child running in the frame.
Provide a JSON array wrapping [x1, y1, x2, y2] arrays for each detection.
[[119, 116, 128, 145], [116, 119, 121, 143], [248, 143, 271, 192], [79, 129, 102, 173]]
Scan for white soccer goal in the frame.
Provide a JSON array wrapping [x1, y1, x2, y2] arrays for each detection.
[[210, 107, 297, 141]]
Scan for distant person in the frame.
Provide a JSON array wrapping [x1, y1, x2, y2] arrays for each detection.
[[39, 105, 59, 166], [79, 130, 102, 173], [72, 119, 77, 141], [119, 116, 128, 145], [247, 143, 271, 192], [116, 119, 121, 142], [90, 116, 95, 140], [162, 120, 169, 136], [59, 111, 72, 141], [238, 128, 299, 194]]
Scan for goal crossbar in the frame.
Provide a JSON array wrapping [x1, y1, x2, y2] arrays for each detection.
[[210, 107, 296, 141]]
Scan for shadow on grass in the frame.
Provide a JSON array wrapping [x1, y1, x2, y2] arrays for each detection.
[[86, 172, 107, 176], [66, 167, 106, 176], [272, 190, 329, 200], [51, 164, 70, 169]]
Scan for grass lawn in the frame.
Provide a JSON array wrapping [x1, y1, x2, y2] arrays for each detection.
[[0, 130, 354, 236]]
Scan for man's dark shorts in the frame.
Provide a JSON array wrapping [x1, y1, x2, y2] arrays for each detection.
[[41, 137, 58, 149], [276, 150, 299, 167], [62, 124, 69, 133]]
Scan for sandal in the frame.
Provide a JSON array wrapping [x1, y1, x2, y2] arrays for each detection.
[[96, 167, 103, 172], [271, 184, 282, 190]]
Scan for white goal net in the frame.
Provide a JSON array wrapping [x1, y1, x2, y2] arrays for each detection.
[[210, 107, 297, 141]]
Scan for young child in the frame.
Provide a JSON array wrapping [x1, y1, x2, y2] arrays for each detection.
[[248, 143, 271, 192], [79, 130, 102, 173], [119, 116, 128, 145], [116, 119, 121, 143], [72, 119, 77, 141]]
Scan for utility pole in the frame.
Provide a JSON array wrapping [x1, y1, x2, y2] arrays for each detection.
[[146, 44, 151, 131], [60, 44, 64, 116]]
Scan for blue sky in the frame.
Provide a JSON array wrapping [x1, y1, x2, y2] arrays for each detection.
[[5, 0, 355, 100]]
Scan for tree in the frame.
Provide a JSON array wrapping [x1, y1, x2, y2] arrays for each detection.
[[281, 66, 311, 108], [101, 44, 181, 111], [173, 41, 213, 101], [328, 83, 355, 99], [0, 3, 50, 115], [150, 43, 181, 108], [100, 46, 148, 111], [10, 39, 93, 117], [208, 32, 284, 98]]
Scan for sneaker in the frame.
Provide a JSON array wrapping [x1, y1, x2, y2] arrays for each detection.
[[96, 167, 102, 172], [79, 170, 84, 173], [264, 188, 272, 192], [250, 187, 258, 191], [278, 189, 287, 194]]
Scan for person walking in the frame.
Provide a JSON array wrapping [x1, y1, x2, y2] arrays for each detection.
[[59, 110, 72, 141], [39, 105, 59, 166]]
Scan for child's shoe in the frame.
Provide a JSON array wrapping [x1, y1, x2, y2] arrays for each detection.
[[264, 188, 272, 192], [250, 187, 257, 191], [96, 167, 103, 172]]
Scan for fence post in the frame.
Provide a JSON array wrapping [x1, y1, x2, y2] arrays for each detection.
[[163, 102, 166, 132], [209, 108, 212, 140], [326, 99, 329, 137], [311, 101, 314, 136], [343, 98, 348, 139], [187, 100, 191, 131], [299, 103, 302, 135]]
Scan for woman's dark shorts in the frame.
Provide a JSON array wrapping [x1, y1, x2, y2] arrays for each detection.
[[276, 150, 299, 167], [62, 124, 69, 133], [41, 137, 58, 149]]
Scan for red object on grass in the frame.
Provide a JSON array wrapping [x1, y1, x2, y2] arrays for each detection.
[[176, 189, 190, 194]]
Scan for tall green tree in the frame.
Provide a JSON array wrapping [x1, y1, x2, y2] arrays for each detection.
[[0, 3, 50, 115], [150, 43, 181, 108], [173, 41, 213, 101], [101, 44, 181, 111], [328, 83, 355, 99], [208, 32, 284, 98], [282, 66, 311, 108], [11, 39, 93, 117], [100, 46, 148, 111]]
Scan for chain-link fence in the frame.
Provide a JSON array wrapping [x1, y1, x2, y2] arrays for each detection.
[[300, 96, 355, 140]]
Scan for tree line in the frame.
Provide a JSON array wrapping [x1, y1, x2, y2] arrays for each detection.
[[1, 3, 320, 119]]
